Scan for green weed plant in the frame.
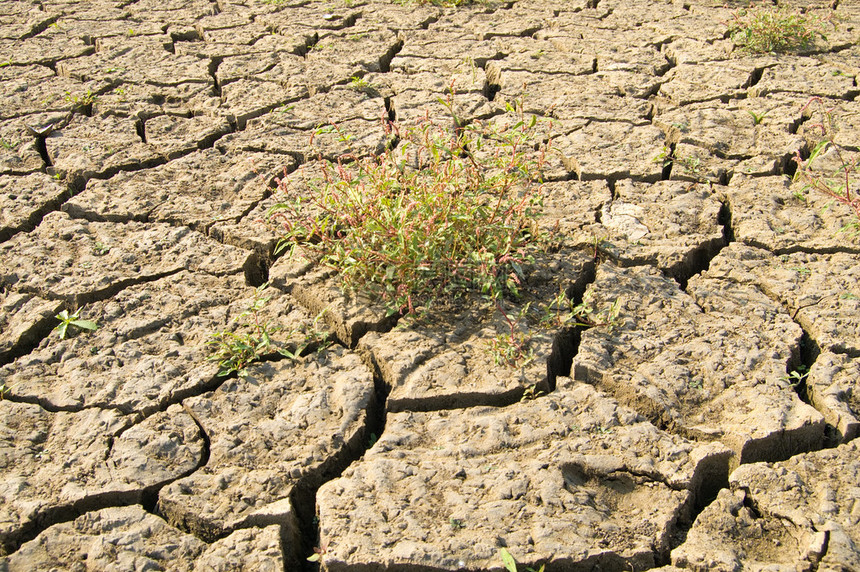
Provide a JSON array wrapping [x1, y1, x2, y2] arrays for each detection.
[[268, 99, 550, 316], [207, 283, 329, 377], [487, 289, 621, 368], [727, 2, 830, 54], [792, 97, 860, 236]]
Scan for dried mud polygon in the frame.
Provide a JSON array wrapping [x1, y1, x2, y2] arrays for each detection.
[[1, 0, 859, 569]]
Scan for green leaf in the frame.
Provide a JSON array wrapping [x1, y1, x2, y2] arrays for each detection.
[[278, 347, 298, 360], [500, 548, 518, 572], [807, 140, 830, 165], [511, 261, 524, 279], [54, 322, 69, 339], [69, 319, 98, 331]]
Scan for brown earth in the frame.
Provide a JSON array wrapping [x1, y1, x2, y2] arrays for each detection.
[[1, 0, 859, 570]]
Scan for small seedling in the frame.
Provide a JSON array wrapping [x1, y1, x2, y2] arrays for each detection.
[[54, 309, 98, 339], [307, 543, 328, 562], [488, 328, 535, 368], [782, 366, 809, 387], [208, 285, 330, 377], [490, 290, 621, 369], [677, 153, 702, 178], [656, 145, 705, 181], [0, 138, 17, 151], [0, 380, 20, 399], [520, 384, 545, 401], [92, 242, 110, 256], [488, 302, 536, 368], [348, 75, 372, 92], [539, 289, 621, 333], [747, 109, 771, 126], [449, 517, 466, 530], [655, 144, 673, 168], [584, 234, 613, 260]]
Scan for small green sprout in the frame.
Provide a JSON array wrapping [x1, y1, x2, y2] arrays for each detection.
[[0, 380, 20, 399], [92, 242, 110, 256], [348, 75, 370, 91], [782, 366, 809, 387], [747, 109, 771, 125], [307, 543, 328, 562], [520, 384, 545, 401], [54, 309, 98, 339]]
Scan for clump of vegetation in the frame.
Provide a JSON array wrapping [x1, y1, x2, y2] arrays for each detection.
[[726, 2, 831, 53], [487, 288, 622, 368], [64, 89, 98, 113], [792, 97, 860, 236], [655, 145, 705, 182], [348, 75, 370, 91], [207, 283, 328, 377], [268, 99, 550, 316], [269, 96, 623, 372], [208, 284, 278, 377]]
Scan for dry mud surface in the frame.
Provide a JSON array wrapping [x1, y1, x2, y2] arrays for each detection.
[[1, 0, 859, 570]]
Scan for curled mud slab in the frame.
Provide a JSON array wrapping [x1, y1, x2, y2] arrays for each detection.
[[1, 506, 284, 572], [672, 441, 860, 572], [317, 378, 731, 571], [0, 0, 859, 569]]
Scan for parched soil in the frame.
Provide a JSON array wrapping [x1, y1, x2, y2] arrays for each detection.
[[1, 0, 859, 570]]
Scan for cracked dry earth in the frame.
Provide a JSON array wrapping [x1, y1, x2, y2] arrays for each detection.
[[1, 0, 860, 570]]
